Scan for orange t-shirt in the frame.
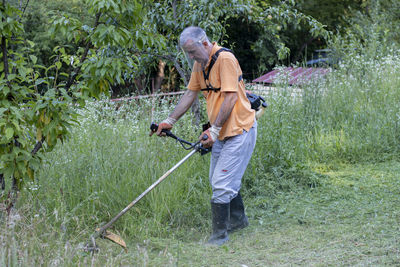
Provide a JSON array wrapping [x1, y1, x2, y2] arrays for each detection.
[[187, 43, 255, 140]]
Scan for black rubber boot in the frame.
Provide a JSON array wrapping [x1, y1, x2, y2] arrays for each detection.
[[228, 192, 249, 233], [207, 202, 230, 246]]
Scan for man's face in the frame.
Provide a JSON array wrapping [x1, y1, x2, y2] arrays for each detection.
[[182, 40, 209, 67]]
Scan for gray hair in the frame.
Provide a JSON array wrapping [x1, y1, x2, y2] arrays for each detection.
[[179, 26, 210, 47]]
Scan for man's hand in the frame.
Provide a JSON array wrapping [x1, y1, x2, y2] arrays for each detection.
[[149, 117, 176, 137], [199, 125, 221, 148]]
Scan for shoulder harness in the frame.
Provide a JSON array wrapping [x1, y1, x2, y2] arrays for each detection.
[[201, 48, 243, 92]]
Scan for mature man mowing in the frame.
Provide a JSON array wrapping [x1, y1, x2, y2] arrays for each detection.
[[151, 26, 257, 245]]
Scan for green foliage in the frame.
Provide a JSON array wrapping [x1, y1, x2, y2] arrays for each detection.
[[16, 98, 210, 238], [225, 0, 331, 78], [1, 1, 400, 265], [329, 0, 400, 62], [21, 0, 92, 67], [0, 3, 23, 37], [131, 0, 255, 88], [0, 0, 159, 192], [296, 0, 365, 31]]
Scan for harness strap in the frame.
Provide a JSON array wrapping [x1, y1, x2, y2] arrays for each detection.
[[200, 75, 243, 92], [201, 48, 242, 92]]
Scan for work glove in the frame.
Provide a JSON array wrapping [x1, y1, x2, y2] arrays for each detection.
[[150, 117, 176, 137], [199, 125, 221, 148]]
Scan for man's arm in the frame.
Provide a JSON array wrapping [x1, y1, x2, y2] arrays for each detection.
[[151, 89, 199, 137], [213, 92, 238, 127], [200, 91, 237, 146], [169, 89, 199, 120]]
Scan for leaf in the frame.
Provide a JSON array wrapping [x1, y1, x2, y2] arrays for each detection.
[[55, 61, 62, 70], [3, 166, 14, 179], [43, 116, 51, 125], [35, 78, 47, 86], [46, 133, 52, 146], [5, 128, 14, 139], [27, 40, 35, 48], [29, 157, 40, 170], [27, 167, 34, 180], [36, 128, 42, 141], [136, 36, 144, 50], [30, 55, 38, 64], [11, 120, 21, 131]]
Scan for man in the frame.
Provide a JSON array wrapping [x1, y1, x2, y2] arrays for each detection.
[[150, 26, 257, 245]]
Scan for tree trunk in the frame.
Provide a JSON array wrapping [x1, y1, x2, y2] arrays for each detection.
[[154, 60, 166, 91], [1, 4, 8, 192], [293, 37, 315, 63], [134, 74, 147, 94], [0, 174, 4, 190], [2, 38, 9, 79]]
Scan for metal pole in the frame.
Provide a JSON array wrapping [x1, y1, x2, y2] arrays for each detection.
[[94, 149, 198, 238]]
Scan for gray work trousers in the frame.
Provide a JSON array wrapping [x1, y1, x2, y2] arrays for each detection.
[[209, 120, 257, 204]]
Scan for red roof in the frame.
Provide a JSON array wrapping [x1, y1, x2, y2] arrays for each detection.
[[252, 67, 330, 85]]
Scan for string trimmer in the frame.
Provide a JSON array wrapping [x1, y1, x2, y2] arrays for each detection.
[[84, 123, 209, 253]]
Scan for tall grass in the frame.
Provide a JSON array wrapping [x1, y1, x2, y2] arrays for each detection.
[[20, 96, 212, 235], [243, 51, 400, 204], [23, 51, 400, 227], [1, 97, 212, 264]]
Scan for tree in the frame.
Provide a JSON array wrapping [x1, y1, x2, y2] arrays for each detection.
[[0, 0, 159, 204], [225, 0, 331, 77]]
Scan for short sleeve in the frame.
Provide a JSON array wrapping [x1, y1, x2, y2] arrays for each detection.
[[220, 57, 239, 92], [187, 64, 202, 91]]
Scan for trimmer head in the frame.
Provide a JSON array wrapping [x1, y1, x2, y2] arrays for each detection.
[[99, 229, 127, 251], [84, 229, 127, 253]]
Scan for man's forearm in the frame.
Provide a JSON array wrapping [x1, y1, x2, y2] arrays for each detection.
[[169, 90, 198, 120], [213, 92, 238, 127]]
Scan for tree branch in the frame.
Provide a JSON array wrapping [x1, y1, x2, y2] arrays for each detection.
[[1, 36, 8, 79], [293, 36, 315, 63], [129, 49, 189, 85], [1, 1, 9, 81], [0, 174, 4, 190], [65, 12, 102, 91], [31, 137, 44, 155], [18, 0, 30, 21], [32, 12, 101, 156]]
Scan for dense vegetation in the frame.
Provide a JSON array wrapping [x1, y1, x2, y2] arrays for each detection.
[[1, 0, 400, 265]]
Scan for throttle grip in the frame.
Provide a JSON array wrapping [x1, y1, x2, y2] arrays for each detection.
[[150, 123, 158, 133], [150, 122, 176, 139]]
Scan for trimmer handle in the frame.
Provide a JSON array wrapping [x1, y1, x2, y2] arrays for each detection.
[[150, 122, 177, 139], [150, 122, 211, 155]]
